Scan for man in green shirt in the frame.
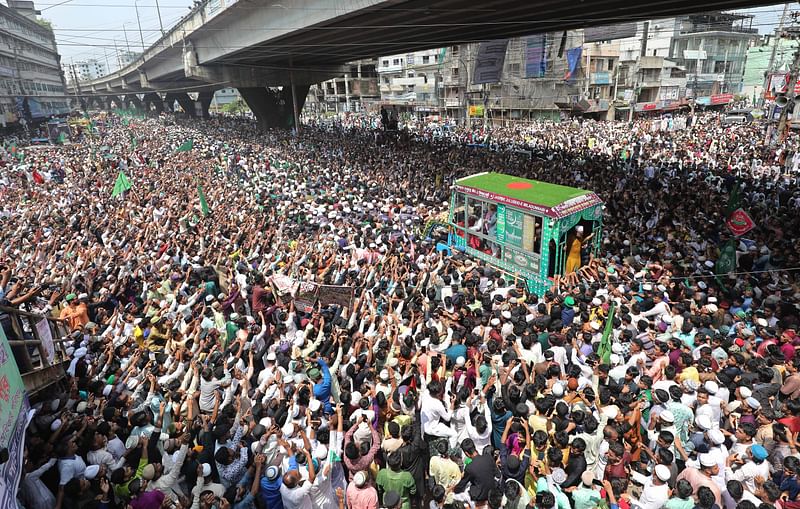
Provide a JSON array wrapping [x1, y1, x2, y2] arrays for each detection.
[[571, 471, 602, 509], [376, 452, 416, 509]]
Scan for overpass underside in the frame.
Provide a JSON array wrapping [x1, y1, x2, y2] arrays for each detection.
[[71, 0, 779, 128]]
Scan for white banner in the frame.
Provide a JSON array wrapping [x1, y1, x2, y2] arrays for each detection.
[[36, 319, 54, 365]]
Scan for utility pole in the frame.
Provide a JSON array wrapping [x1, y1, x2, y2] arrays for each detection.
[[765, 3, 790, 104], [123, 24, 131, 53], [134, 0, 146, 50], [154, 0, 165, 37], [776, 38, 800, 142]]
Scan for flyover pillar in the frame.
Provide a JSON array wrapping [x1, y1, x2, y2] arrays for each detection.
[[238, 84, 309, 130], [197, 91, 214, 119], [165, 92, 196, 117], [143, 93, 164, 113], [126, 95, 144, 111], [105, 95, 124, 111]]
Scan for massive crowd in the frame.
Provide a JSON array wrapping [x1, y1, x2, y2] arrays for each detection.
[[1, 110, 799, 509]]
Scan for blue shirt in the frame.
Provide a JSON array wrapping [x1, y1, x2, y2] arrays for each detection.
[[313, 359, 333, 414], [444, 343, 467, 363], [259, 476, 283, 509]]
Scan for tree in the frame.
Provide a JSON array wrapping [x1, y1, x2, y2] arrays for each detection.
[[221, 98, 247, 115]]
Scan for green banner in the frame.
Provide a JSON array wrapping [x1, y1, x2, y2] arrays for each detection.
[[505, 208, 524, 248], [0, 325, 26, 449], [496, 204, 507, 243]]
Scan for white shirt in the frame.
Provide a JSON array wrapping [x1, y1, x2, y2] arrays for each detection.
[[57, 455, 87, 485], [280, 481, 313, 509], [631, 479, 669, 509], [420, 391, 452, 436]]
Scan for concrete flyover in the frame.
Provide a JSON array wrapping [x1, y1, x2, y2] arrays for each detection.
[[69, 0, 780, 127]]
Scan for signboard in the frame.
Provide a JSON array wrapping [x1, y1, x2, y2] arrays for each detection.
[[591, 72, 611, 85], [710, 93, 733, 105], [0, 326, 30, 509], [472, 39, 509, 84], [726, 208, 755, 237], [683, 50, 707, 60], [505, 208, 524, 248], [502, 247, 540, 273]]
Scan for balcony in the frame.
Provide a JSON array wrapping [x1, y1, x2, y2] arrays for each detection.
[[639, 56, 664, 69]]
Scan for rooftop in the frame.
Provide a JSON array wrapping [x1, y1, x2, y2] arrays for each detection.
[[454, 172, 603, 218]]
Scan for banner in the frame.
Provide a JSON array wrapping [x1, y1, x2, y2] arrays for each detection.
[[35, 319, 54, 365], [317, 285, 354, 309], [472, 39, 509, 84], [565, 47, 583, 81], [0, 326, 30, 509], [295, 281, 319, 312], [525, 35, 547, 78]]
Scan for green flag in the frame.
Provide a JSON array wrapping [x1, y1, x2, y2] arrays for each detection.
[[597, 302, 616, 365], [175, 139, 193, 152], [111, 170, 132, 197], [715, 240, 737, 276], [130, 133, 138, 149], [57, 132, 67, 144], [197, 185, 209, 216], [726, 182, 741, 216]]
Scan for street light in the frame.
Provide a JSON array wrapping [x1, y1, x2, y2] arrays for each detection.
[[123, 23, 131, 53], [134, 0, 146, 51]]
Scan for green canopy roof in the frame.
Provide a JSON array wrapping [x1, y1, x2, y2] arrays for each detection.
[[454, 172, 602, 218]]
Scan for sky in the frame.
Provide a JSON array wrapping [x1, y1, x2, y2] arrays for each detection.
[[22, 0, 800, 71]]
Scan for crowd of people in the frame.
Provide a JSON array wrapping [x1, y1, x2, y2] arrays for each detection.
[[1, 109, 799, 509]]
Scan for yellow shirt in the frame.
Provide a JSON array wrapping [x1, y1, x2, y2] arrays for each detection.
[[678, 366, 700, 384]]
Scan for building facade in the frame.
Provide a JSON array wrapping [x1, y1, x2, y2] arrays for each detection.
[[63, 58, 107, 84], [0, 0, 68, 126], [306, 59, 380, 114]]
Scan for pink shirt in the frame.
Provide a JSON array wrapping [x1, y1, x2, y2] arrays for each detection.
[[646, 355, 670, 382], [346, 484, 378, 509]]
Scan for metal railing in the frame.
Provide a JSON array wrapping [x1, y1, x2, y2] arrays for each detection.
[[1, 306, 71, 395]]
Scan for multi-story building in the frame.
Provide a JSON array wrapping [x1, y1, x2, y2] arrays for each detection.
[[742, 35, 799, 102], [670, 12, 756, 98], [613, 12, 754, 115], [377, 35, 584, 122], [377, 49, 443, 115], [64, 58, 107, 83], [0, 0, 69, 127], [306, 59, 380, 114], [117, 50, 141, 69]]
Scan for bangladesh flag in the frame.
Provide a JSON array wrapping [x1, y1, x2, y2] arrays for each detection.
[[111, 170, 132, 197], [175, 139, 193, 152], [57, 132, 67, 144]]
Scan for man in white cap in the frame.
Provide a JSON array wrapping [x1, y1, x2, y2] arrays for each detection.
[[675, 452, 722, 507], [627, 464, 671, 509]]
